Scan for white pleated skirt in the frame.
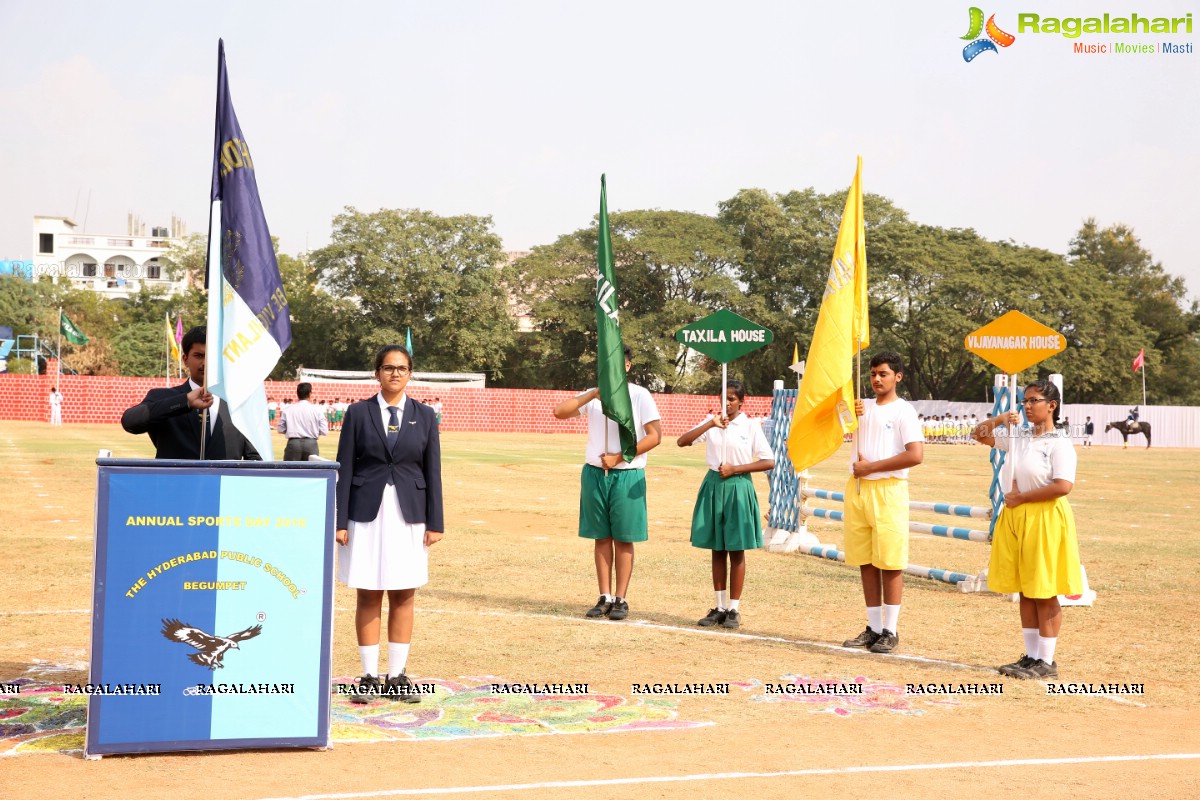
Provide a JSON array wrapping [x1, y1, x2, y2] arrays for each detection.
[[337, 484, 429, 590]]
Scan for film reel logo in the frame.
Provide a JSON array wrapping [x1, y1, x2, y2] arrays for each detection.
[[962, 8, 1016, 62]]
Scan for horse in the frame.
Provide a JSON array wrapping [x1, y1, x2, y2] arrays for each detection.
[[1105, 420, 1151, 448]]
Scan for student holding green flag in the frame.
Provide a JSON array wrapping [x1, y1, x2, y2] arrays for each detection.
[[554, 345, 661, 621], [552, 176, 661, 621]]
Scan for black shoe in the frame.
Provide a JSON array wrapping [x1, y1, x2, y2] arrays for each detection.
[[1013, 659, 1058, 680], [842, 626, 881, 648], [697, 608, 727, 627], [585, 596, 613, 619], [721, 609, 741, 629], [607, 597, 629, 620], [998, 654, 1037, 677], [869, 629, 899, 653], [384, 671, 422, 704], [351, 673, 382, 704]]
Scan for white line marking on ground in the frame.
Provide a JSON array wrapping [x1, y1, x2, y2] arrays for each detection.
[[255, 753, 1200, 799]]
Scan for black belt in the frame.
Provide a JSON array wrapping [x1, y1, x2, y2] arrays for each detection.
[[288, 437, 317, 441]]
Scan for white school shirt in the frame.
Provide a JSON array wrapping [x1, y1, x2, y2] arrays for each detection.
[[188, 379, 220, 433], [686, 413, 773, 471], [851, 397, 923, 480], [579, 384, 661, 470], [993, 427, 1077, 493]]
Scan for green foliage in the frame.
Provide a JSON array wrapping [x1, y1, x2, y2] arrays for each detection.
[[310, 208, 516, 377], [502, 210, 762, 393], [112, 321, 170, 377], [3, 200, 1198, 402]]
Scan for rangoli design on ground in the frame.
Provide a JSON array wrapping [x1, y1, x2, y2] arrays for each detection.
[[1, 675, 708, 756], [741, 674, 961, 716]]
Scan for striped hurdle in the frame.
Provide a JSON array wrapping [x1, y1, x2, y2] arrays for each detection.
[[804, 488, 993, 544], [797, 484, 993, 587]]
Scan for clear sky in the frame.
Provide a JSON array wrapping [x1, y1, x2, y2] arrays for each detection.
[[2, 0, 1197, 298]]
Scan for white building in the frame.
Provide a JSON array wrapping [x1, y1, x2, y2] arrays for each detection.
[[31, 214, 189, 300]]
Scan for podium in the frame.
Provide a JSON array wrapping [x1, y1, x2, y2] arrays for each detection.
[[85, 459, 338, 757]]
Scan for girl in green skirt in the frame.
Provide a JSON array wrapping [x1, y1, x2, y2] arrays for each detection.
[[677, 380, 774, 629]]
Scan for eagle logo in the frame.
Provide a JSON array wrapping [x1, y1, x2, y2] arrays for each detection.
[[161, 618, 262, 670]]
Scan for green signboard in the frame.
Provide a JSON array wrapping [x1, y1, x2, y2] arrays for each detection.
[[674, 309, 774, 363]]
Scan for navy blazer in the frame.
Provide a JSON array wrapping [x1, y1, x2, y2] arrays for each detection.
[[335, 395, 443, 532], [121, 382, 261, 461]]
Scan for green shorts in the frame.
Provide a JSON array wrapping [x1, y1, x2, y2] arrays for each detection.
[[578, 464, 649, 543]]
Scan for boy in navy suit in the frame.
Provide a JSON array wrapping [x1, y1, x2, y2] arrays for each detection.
[[121, 326, 261, 460]]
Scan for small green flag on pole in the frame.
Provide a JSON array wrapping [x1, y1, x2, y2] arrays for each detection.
[[406, 326, 413, 356], [595, 175, 637, 462], [60, 311, 89, 345]]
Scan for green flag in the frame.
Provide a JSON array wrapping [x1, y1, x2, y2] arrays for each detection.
[[406, 326, 413, 356], [60, 311, 89, 345], [595, 175, 637, 462]]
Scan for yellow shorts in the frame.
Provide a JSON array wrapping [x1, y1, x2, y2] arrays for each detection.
[[988, 497, 1082, 599], [842, 476, 908, 570]]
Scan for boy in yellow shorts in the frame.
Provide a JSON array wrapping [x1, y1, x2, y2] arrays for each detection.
[[841, 352, 924, 654]]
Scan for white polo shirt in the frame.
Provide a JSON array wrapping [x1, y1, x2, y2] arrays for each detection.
[[579, 384, 661, 470], [851, 397, 923, 480]]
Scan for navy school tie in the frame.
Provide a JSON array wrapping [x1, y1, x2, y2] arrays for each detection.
[[387, 406, 400, 451]]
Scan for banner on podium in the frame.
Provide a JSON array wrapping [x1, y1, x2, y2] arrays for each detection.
[[86, 461, 336, 756]]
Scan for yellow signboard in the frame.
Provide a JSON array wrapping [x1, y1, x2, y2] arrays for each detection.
[[964, 310, 1066, 374]]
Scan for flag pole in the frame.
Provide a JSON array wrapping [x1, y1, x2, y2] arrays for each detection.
[[854, 338, 862, 495], [721, 362, 728, 466], [1008, 372, 1019, 494], [1141, 357, 1147, 408], [56, 306, 62, 394]]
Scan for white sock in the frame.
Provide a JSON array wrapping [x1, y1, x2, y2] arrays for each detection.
[[603, 593, 615, 603], [728, 598, 740, 611], [715, 590, 728, 610], [1038, 636, 1057, 664], [1022, 628, 1039, 657], [388, 642, 411, 677], [866, 606, 883, 633], [882, 603, 901, 633], [358, 644, 379, 677]]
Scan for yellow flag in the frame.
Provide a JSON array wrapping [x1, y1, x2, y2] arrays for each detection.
[[167, 312, 180, 363], [787, 157, 869, 472], [792, 343, 800, 365]]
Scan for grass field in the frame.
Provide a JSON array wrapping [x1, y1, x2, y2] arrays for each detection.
[[1, 422, 1199, 799]]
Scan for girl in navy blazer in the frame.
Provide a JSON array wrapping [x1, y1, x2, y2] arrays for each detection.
[[335, 345, 444, 702]]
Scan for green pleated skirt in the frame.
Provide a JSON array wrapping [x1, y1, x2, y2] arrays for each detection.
[[689, 471, 763, 552]]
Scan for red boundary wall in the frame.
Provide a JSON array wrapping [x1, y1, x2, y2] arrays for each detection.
[[0, 370, 772, 437]]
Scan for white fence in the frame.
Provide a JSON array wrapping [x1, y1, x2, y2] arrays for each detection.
[[907, 401, 1200, 448]]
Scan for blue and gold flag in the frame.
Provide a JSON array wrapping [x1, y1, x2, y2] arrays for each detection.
[[204, 39, 290, 460]]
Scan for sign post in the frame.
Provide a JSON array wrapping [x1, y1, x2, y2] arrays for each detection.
[[965, 310, 1067, 481], [675, 309, 774, 462]]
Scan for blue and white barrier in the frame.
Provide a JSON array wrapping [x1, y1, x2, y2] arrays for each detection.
[[798, 482, 991, 586]]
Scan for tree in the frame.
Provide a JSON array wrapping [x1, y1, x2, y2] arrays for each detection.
[[1068, 219, 1200, 404], [717, 188, 914, 392], [270, 253, 366, 378], [504, 210, 762, 393], [112, 321, 170, 377], [311, 208, 516, 377]]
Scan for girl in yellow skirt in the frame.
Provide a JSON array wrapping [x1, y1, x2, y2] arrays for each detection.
[[972, 378, 1081, 679], [677, 381, 774, 629]]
